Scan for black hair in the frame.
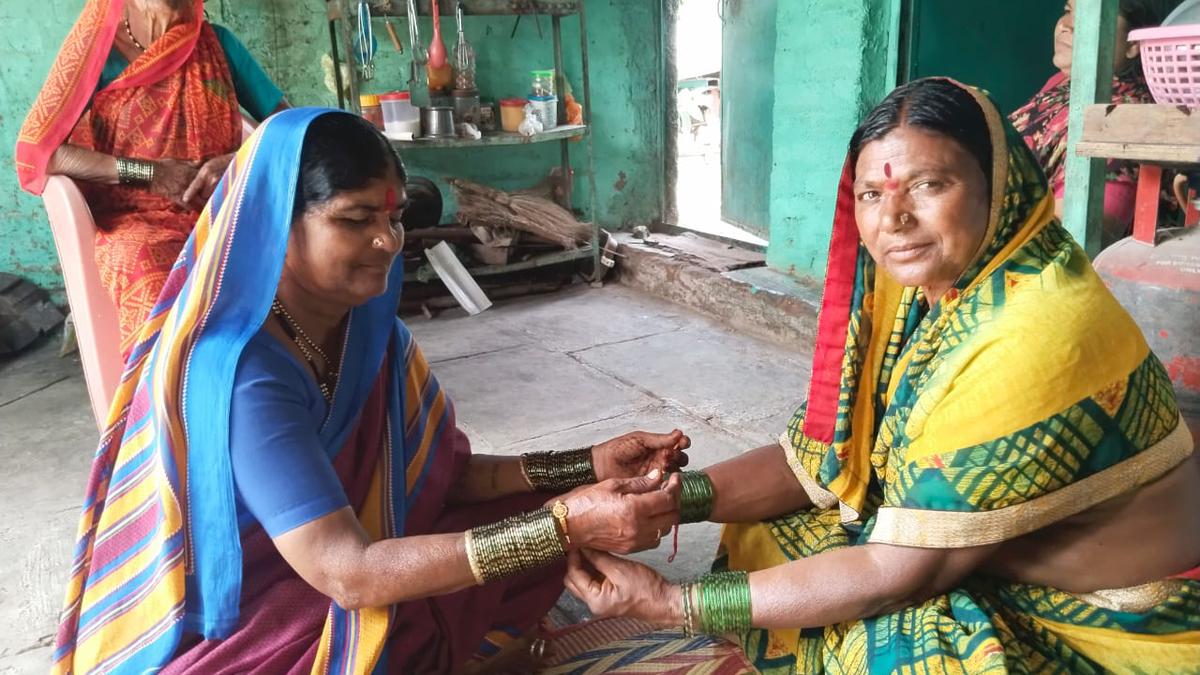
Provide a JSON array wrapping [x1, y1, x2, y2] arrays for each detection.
[[400, 176, 444, 230], [849, 78, 993, 188], [1119, 0, 1185, 30], [294, 113, 407, 216]]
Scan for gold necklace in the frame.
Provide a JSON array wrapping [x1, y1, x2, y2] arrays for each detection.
[[124, 17, 146, 52]]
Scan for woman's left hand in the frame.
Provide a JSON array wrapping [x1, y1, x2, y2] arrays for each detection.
[[182, 152, 234, 208], [564, 549, 679, 627], [592, 429, 690, 482]]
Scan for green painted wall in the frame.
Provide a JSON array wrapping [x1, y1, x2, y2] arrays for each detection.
[[905, 0, 1058, 114], [1, 0, 665, 295], [720, 0, 776, 238], [764, 0, 895, 277]]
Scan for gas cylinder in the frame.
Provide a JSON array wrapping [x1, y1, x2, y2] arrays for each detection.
[[1093, 226, 1200, 439]]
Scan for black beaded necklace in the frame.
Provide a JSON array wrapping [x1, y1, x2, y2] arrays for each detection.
[[270, 299, 339, 403]]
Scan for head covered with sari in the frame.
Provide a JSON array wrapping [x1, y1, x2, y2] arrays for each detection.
[[52, 108, 454, 675], [785, 77, 1191, 547]]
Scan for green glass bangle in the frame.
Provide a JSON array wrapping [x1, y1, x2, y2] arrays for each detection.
[[679, 471, 715, 523], [696, 570, 752, 634]]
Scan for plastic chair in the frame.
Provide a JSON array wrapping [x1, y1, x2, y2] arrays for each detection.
[[43, 175, 121, 430], [43, 117, 259, 431]]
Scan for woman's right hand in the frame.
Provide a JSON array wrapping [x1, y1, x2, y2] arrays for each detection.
[[564, 549, 680, 627], [560, 470, 681, 554], [150, 158, 201, 208]]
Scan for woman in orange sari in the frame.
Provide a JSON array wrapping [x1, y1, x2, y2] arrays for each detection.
[[16, 0, 287, 358]]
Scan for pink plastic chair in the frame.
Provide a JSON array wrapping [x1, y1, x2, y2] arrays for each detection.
[[43, 175, 122, 430], [43, 117, 258, 431]]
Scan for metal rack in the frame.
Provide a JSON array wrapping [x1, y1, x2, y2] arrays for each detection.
[[326, 0, 602, 277]]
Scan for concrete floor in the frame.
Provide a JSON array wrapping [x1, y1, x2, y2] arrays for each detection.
[[0, 283, 813, 673]]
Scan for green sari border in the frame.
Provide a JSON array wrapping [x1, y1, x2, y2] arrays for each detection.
[[869, 421, 1194, 548]]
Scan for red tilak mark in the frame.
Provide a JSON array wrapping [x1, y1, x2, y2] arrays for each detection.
[[884, 179, 900, 191], [884, 162, 893, 178], [385, 187, 398, 212]]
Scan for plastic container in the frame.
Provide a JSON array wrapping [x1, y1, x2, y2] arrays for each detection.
[[500, 98, 527, 132], [380, 91, 421, 140], [528, 94, 558, 130], [359, 94, 384, 130], [531, 69, 556, 97], [1164, 0, 1200, 26]]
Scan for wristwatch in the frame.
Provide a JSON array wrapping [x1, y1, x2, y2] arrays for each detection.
[[551, 500, 571, 546]]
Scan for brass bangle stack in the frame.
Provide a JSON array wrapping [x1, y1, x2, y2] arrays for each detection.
[[679, 471, 715, 523], [679, 570, 752, 636], [464, 506, 566, 585], [115, 157, 155, 186], [520, 447, 596, 492]]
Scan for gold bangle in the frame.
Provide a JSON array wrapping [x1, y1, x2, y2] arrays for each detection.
[[463, 530, 484, 585], [466, 507, 566, 584], [115, 157, 155, 186], [521, 447, 596, 492]]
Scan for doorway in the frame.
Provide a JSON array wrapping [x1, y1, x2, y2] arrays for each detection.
[[670, 0, 767, 247]]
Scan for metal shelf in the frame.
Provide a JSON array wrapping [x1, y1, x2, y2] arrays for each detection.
[[392, 124, 586, 148], [373, 0, 581, 17], [330, 0, 602, 279]]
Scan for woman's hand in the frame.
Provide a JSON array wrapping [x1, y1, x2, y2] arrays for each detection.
[[149, 158, 200, 207], [182, 153, 235, 208], [592, 430, 690, 482], [565, 549, 680, 627], [559, 470, 682, 554]]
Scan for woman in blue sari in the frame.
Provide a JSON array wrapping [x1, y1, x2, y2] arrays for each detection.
[[51, 109, 688, 675]]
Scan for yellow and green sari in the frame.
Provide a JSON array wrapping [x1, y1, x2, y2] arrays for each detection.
[[720, 81, 1200, 673]]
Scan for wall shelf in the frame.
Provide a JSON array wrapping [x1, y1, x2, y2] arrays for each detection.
[[392, 124, 587, 148]]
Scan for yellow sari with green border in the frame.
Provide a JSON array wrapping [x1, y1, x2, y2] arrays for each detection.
[[719, 81, 1200, 674]]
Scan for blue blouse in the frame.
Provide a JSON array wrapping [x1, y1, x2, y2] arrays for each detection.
[[228, 331, 349, 537]]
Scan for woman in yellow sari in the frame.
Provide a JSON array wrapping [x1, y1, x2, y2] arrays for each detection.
[[564, 78, 1200, 673]]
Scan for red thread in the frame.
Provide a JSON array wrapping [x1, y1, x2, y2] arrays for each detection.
[[666, 525, 681, 563]]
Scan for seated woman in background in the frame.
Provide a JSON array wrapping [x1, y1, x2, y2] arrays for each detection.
[[16, 0, 288, 358], [1009, 0, 1183, 245], [566, 78, 1200, 673], [50, 111, 690, 675]]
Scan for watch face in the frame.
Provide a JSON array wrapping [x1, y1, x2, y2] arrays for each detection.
[[552, 501, 568, 518]]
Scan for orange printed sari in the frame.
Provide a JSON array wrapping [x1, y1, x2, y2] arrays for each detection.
[[16, 0, 241, 357]]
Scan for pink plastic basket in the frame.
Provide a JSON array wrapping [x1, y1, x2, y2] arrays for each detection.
[[1130, 25, 1200, 105]]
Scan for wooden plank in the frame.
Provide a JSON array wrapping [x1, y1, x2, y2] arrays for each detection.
[[653, 233, 766, 272], [1081, 103, 1200, 148], [1075, 140, 1200, 164], [1062, 0, 1118, 257]]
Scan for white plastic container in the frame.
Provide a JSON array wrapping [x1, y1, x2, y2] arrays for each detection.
[[380, 91, 421, 140], [527, 94, 558, 131]]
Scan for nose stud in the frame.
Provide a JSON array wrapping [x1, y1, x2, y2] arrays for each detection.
[[900, 213, 913, 226], [372, 236, 387, 249]]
